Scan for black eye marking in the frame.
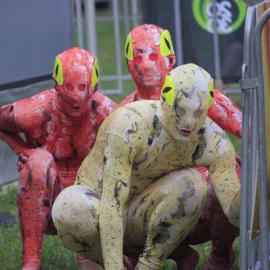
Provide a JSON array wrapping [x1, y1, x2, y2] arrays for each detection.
[[126, 41, 130, 55], [163, 87, 172, 93], [210, 91, 214, 97], [95, 66, 99, 78], [55, 64, 59, 76], [164, 37, 171, 50]]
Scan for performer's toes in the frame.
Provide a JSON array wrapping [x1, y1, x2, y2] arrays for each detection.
[[77, 255, 103, 270], [22, 261, 40, 270], [202, 250, 235, 270], [175, 249, 199, 270], [124, 257, 137, 270]]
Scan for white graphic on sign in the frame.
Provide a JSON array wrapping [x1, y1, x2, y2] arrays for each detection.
[[206, 1, 233, 34]]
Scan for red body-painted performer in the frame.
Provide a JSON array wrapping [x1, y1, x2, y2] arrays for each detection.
[[120, 24, 242, 270], [0, 47, 116, 270]]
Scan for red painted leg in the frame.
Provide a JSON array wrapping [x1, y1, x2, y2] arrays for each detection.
[[170, 244, 199, 270], [201, 165, 240, 270], [17, 148, 59, 270], [201, 214, 239, 270]]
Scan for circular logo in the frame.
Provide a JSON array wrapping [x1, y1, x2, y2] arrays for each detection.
[[192, 0, 247, 34]]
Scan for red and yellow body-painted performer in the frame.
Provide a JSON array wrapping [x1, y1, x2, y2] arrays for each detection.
[[0, 47, 116, 270], [119, 24, 242, 270]]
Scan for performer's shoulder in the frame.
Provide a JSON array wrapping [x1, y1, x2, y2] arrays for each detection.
[[102, 100, 158, 139]]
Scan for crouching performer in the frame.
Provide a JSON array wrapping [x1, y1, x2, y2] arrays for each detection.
[[0, 47, 116, 270], [52, 64, 240, 270]]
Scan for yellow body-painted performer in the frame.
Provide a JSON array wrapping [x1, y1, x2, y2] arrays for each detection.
[[52, 63, 240, 270]]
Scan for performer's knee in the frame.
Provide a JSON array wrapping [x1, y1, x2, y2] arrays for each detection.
[[52, 185, 100, 237], [163, 169, 207, 220], [18, 148, 57, 192]]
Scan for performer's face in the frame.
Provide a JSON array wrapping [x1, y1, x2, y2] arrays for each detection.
[[126, 24, 175, 100], [57, 68, 93, 117], [161, 90, 208, 142], [159, 65, 213, 142], [54, 48, 99, 117]]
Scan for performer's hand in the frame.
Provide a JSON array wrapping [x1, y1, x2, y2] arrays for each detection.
[[17, 148, 35, 171]]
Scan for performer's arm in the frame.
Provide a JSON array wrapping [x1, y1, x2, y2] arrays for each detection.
[[208, 138, 240, 227], [0, 104, 28, 155], [99, 133, 135, 270], [0, 104, 19, 132], [208, 89, 242, 138], [93, 92, 117, 125]]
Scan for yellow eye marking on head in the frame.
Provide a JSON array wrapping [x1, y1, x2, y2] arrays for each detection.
[[91, 58, 99, 87], [125, 34, 133, 60], [161, 75, 175, 107], [160, 30, 174, 57], [53, 56, 64, 85], [207, 79, 214, 109]]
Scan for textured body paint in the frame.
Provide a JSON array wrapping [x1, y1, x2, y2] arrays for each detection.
[[52, 64, 240, 270], [0, 47, 116, 270], [208, 89, 242, 138], [119, 24, 242, 270], [119, 24, 176, 104]]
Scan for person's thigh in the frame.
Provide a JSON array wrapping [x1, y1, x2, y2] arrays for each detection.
[[125, 168, 207, 259]]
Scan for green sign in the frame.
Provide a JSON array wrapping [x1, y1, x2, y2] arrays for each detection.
[[192, 0, 247, 34]]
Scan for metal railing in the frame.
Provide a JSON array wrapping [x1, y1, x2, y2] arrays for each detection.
[[240, 1, 270, 269]]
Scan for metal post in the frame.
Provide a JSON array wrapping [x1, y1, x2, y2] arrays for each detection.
[[75, 0, 84, 48], [173, 0, 183, 65], [254, 7, 270, 270], [240, 7, 256, 270], [85, 0, 97, 54], [123, 0, 130, 36], [112, 0, 123, 94], [212, 0, 222, 89], [131, 0, 139, 27], [240, 65, 250, 270]]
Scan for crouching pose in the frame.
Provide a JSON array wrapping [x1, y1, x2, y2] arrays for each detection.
[[52, 64, 240, 270], [0, 47, 116, 270]]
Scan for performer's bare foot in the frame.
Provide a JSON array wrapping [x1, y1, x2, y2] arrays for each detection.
[[174, 248, 199, 270], [22, 261, 40, 270], [78, 259, 103, 270], [202, 250, 235, 270]]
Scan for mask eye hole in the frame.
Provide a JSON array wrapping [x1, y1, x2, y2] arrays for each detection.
[[66, 83, 73, 91], [193, 109, 203, 118], [149, 53, 158, 62], [79, 84, 87, 92], [176, 107, 186, 117], [134, 56, 142, 64]]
